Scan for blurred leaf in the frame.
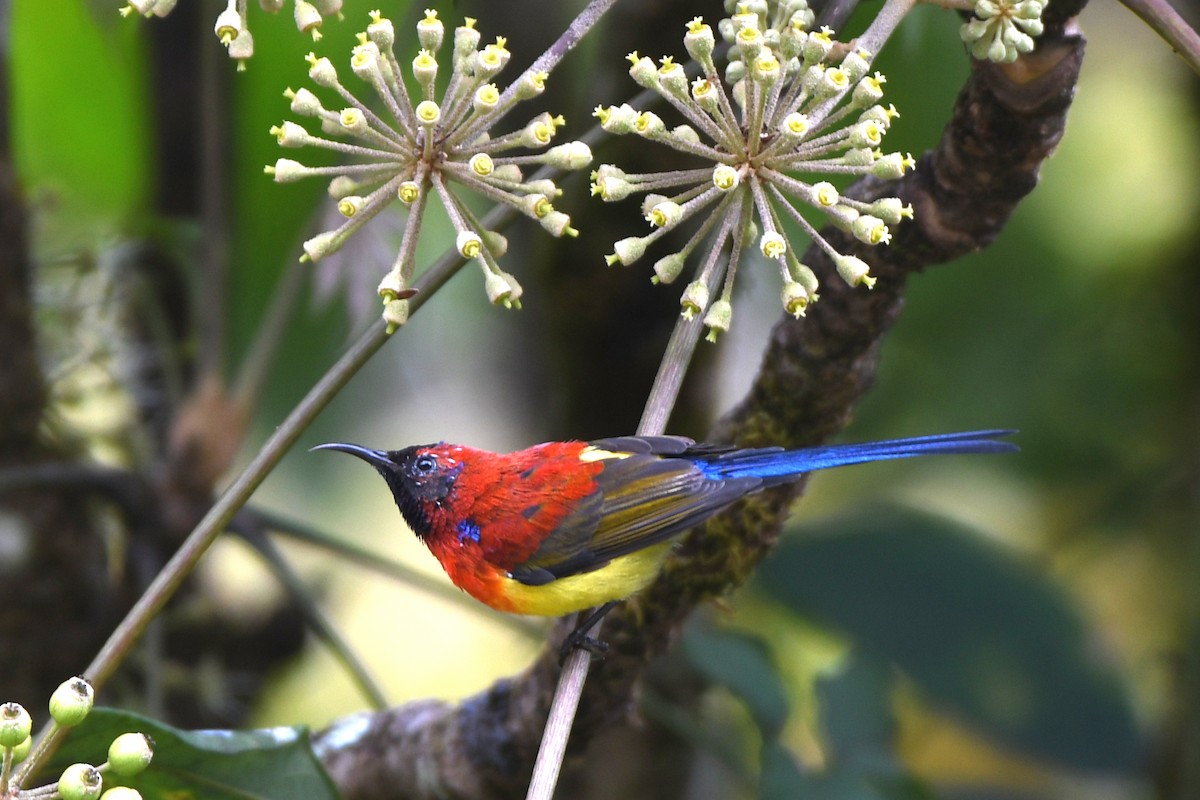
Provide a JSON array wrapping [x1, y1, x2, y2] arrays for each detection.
[[783, 766, 936, 800], [45, 708, 338, 800], [817, 656, 896, 771], [755, 505, 1141, 774], [682, 626, 791, 739], [760, 741, 807, 800], [11, 0, 151, 225]]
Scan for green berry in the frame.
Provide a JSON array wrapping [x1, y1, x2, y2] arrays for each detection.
[[100, 789, 143, 800], [11, 734, 31, 762], [49, 676, 94, 727], [108, 732, 154, 777], [58, 763, 103, 800], [0, 702, 32, 747]]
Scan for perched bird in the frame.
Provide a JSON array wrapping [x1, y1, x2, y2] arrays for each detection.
[[313, 430, 1016, 622]]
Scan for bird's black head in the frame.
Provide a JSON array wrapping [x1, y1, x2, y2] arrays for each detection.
[[311, 442, 462, 538]]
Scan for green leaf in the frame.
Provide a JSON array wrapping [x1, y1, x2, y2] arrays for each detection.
[[682, 626, 791, 739], [816, 657, 896, 771], [11, 0, 151, 224], [780, 766, 935, 800], [759, 741, 806, 800], [43, 708, 340, 800], [755, 505, 1140, 774]]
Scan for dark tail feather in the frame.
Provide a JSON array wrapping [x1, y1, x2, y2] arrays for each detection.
[[697, 429, 1017, 484]]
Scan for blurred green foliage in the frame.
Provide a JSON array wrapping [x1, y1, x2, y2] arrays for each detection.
[[8, 0, 1198, 798]]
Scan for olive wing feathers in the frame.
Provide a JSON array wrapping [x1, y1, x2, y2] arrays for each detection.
[[508, 446, 759, 585]]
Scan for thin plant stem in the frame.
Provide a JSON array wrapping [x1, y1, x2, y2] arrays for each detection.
[[525, 281, 716, 800], [231, 249, 306, 412], [243, 530, 390, 710], [496, 0, 620, 115], [240, 507, 543, 640], [198, 13, 229, 383], [856, 0, 918, 58], [1121, 0, 1200, 74]]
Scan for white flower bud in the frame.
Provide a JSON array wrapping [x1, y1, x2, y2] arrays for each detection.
[[606, 236, 646, 266], [703, 299, 733, 341], [646, 201, 683, 229], [301, 231, 342, 262], [306, 54, 338, 88], [457, 230, 484, 258], [712, 164, 740, 191], [367, 10, 395, 49], [286, 87, 323, 116], [835, 254, 876, 288], [539, 210, 576, 237], [680, 280, 709, 319], [294, 1, 323, 39], [852, 214, 891, 245], [515, 71, 548, 100], [781, 280, 809, 318], [214, 6, 242, 44], [652, 253, 685, 284], [760, 231, 787, 259], [416, 9, 444, 52], [541, 141, 592, 170]]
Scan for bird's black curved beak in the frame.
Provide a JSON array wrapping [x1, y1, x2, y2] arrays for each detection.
[[310, 442, 394, 470]]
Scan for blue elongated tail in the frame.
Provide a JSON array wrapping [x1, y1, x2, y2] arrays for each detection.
[[694, 429, 1017, 486]]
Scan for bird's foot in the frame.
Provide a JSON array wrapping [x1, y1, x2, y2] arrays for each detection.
[[558, 602, 619, 665], [559, 630, 609, 665]]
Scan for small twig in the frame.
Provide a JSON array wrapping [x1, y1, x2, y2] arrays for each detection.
[[638, 299, 715, 437], [498, 0, 621, 112], [816, 0, 863, 34], [1121, 0, 1200, 74], [856, 0, 919, 57], [239, 528, 391, 710], [238, 506, 543, 640], [198, 18, 230, 382], [231, 253, 307, 414]]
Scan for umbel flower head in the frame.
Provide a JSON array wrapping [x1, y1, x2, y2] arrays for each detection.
[[960, 0, 1047, 63], [267, 9, 592, 331], [121, 0, 348, 70], [593, 0, 915, 341]]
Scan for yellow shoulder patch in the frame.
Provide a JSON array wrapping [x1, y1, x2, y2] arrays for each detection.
[[578, 446, 631, 463]]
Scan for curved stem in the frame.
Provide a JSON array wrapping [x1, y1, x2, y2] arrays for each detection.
[[1121, 0, 1200, 75], [855, 0, 917, 59], [245, 530, 390, 711], [241, 506, 543, 640]]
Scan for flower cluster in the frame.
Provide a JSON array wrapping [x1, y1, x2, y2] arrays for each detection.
[[0, 678, 153, 800], [960, 0, 1047, 63], [267, 10, 592, 331], [592, 0, 914, 340], [121, 0, 347, 70]]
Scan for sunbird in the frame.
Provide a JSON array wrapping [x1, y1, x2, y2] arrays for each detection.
[[314, 430, 1016, 626]]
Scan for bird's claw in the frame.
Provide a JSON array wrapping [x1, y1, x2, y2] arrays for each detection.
[[559, 631, 609, 665]]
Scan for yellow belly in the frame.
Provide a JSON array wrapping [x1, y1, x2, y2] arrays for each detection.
[[499, 542, 673, 616]]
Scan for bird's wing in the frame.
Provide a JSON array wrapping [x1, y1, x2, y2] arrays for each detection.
[[508, 450, 759, 585]]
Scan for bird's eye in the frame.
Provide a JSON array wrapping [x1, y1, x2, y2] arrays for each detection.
[[413, 454, 437, 474]]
